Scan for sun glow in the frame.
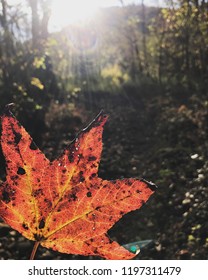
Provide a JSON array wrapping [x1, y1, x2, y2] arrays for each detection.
[[50, 0, 104, 30]]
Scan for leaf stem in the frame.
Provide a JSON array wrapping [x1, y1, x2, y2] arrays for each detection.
[[30, 241, 40, 260]]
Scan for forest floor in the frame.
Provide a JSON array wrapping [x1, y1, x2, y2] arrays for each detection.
[[0, 88, 208, 260]]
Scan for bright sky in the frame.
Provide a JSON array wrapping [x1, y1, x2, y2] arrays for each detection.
[[50, 0, 162, 30], [7, 0, 162, 31], [50, 0, 131, 30]]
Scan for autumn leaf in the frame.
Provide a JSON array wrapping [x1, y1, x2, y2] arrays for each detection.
[[0, 108, 156, 260]]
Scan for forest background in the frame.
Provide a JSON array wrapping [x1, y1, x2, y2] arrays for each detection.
[[0, 0, 208, 259]]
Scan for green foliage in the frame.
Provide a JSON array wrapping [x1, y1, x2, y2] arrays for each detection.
[[101, 64, 130, 88], [0, 0, 207, 115], [155, 0, 208, 89]]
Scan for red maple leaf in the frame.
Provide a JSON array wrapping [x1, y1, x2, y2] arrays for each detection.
[[0, 108, 156, 259]]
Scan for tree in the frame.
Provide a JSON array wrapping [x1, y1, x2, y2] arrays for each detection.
[[27, 0, 52, 47], [150, 0, 208, 90]]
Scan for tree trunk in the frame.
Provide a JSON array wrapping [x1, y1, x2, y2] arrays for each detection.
[[0, 0, 13, 87], [28, 0, 40, 48], [141, 0, 149, 75], [40, 0, 52, 40]]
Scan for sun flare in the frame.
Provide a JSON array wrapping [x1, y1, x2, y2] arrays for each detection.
[[50, 0, 102, 30]]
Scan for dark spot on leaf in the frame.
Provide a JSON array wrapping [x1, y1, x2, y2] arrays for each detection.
[[1, 190, 11, 203], [93, 248, 98, 254], [52, 191, 59, 199], [87, 191, 92, 197], [32, 188, 43, 197], [68, 193, 77, 201], [38, 218, 45, 229], [78, 154, 83, 159], [90, 173, 96, 179], [11, 175, 18, 181], [88, 156, 97, 161], [136, 190, 142, 194], [0, 185, 15, 203], [95, 206, 101, 211], [22, 223, 29, 230], [44, 198, 52, 208], [29, 141, 38, 150], [17, 167, 26, 175], [79, 171, 85, 182], [13, 130, 22, 145], [68, 153, 74, 163]]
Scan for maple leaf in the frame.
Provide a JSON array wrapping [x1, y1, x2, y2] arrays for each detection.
[[0, 108, 156, 260]]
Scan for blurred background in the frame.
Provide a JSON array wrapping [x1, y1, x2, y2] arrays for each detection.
[[0, 0, 208, 259]]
